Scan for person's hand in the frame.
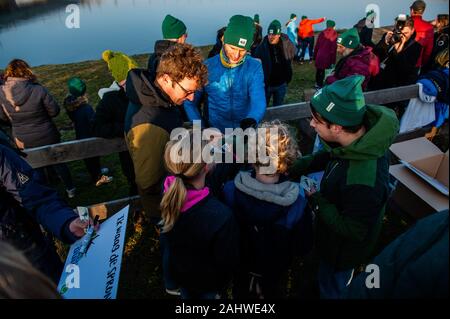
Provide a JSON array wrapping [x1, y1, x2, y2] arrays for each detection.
[[240, 118, 257, 130], [394, 33, 407, 53], [384, 31, 394, 45], [305, 185, 318, 197], [69, 217, 100, 238]]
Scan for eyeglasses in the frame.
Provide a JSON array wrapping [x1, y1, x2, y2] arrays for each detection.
[[175, 81, 196, 98]]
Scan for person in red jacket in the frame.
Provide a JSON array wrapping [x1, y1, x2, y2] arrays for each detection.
[[314, 20, 338, 88], [410, 0, 434, 69], [297, 15, 326, 63], [325, 28, 379, 91]]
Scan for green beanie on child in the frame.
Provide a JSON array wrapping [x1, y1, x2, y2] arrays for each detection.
[[67, 77, 86, 98]]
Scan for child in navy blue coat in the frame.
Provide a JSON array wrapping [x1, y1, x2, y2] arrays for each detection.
[[223, 120, 313, 298], [63, 77, 112, 187], [160, 130, 239, 299]]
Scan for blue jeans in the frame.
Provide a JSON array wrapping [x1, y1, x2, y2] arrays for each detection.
[[318, 262, 354, 299], [299, 36, 314, 60], [266, 83, 287, 107]]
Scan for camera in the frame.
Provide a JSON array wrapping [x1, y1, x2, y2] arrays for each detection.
[[389, 14, 407, 45]]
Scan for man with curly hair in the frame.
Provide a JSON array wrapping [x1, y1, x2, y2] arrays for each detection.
[[125, 43, 208, 221]]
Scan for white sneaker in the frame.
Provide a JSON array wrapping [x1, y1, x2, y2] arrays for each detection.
[[95, 175, 113, 187], [66, 188, 76, 198]]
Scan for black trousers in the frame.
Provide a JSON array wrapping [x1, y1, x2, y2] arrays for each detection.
[[119, 151, 137, 195], [316, 69, 325, 87], [299, 36, 315, 60], [84, 156, 101, 183]]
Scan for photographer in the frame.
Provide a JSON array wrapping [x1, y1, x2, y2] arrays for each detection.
[[370, 16, 422, 91]]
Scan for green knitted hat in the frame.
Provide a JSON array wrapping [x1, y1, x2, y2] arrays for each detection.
[[102, 50, 139, 83], [162, 14, 187, 39], [326, 20, 336, 28], [223, 15, 255, 51], [337, 28, 360, 49], [268, 20, 282, 35], [302, 15, 307, 20], [311, 75, 367, 126], [67, 77, 86, 98], [254, 14, 260, 23], [290, 13, 297, 19]]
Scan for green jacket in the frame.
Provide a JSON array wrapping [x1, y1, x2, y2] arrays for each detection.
[[290, 105, 399, 270]]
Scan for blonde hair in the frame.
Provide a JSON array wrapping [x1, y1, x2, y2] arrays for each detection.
[[0, 242, 60, 299], [435, 48, 449, 67], [160, 130, 207, 233], [255, 120, 301, 175]]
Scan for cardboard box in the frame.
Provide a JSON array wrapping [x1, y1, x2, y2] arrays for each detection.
[[389, 137, 449, 218]]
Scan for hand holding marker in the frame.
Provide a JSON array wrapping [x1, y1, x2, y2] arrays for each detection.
[[79, 215, 99, 255]]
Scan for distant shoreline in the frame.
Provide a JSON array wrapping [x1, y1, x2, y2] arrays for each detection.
[[8, 26, 392, 69]]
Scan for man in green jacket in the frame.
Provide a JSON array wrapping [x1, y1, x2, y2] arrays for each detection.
[[289, 75, 399, 298]]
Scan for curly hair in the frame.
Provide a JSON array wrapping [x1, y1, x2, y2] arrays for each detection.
[[156, 43, 208, 88], [4, 59, 37, 82], [255, 120, 301, 175]]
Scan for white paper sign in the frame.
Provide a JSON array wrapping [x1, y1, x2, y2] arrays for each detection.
[[57, 206, 129, 299]]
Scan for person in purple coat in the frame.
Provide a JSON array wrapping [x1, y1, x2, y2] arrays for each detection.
[[314, 20, 338, 88], [325, 28, 379, 91]]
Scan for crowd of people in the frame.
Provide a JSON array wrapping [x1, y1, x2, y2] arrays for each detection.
[[0, 0, 448, 299]]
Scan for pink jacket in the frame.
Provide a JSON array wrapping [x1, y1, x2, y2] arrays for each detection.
[[314, 27, 338, 70]]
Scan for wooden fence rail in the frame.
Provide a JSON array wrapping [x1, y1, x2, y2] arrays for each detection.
[[24, 84, 420, 169]]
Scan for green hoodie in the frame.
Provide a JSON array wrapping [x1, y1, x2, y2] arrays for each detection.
[[290, 105, 399, 270]]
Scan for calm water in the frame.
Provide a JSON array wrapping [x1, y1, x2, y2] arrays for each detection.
[[0, 0, 448, 66]]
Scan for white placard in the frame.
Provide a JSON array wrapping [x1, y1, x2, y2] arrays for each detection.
[[57, 206, 129, 299]]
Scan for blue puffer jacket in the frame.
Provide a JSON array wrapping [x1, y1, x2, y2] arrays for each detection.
[[183, 54, 266, 132]]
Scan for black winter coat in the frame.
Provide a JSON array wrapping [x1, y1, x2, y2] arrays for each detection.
[[167, 195, 240, 294], [370, 33, 422, 90], [254, 34, 296, 87], [93, 87, 129, 138]]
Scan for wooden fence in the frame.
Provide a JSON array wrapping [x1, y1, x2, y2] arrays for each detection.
[[20, 84, 423, 218], [24, 84, 420, 169]]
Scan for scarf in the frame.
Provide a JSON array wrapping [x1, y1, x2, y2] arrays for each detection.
[[220, 48, 246, 68]]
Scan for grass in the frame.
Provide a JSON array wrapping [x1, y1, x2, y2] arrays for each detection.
[[2, 35, 447, 298]]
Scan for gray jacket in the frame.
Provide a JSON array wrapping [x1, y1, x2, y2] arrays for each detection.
[[0, 77, 61, 149]]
